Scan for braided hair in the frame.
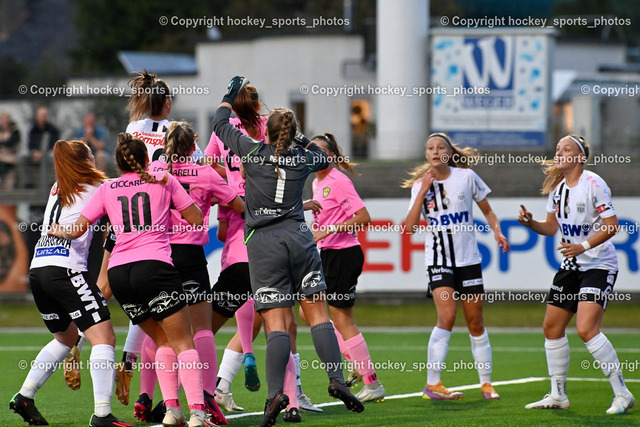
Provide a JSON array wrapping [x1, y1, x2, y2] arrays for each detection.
[[266, 108, 296, 178], [163, 121, 196, 175], [115, 133, 167, 184]]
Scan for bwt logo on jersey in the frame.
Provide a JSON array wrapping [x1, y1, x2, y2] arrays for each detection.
[[462, 37, 514, 109], [427, 211, 470, 227], [561, 223, 590, 237]]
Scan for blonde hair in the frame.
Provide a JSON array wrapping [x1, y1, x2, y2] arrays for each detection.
[[115, 133, 167, 184], [266, 107, 297, 178], [401, 133, 477, 188], [53, 140, 107, 208], [126, 70, 171, 122], [164, 121, 195, 175], [540, 134, 589, 195]]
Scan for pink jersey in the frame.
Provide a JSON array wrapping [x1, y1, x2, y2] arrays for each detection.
[[312, 167, 366, 250], [217, 205, 248, 270], [149, 160, 236, 246], [81, 172, 194, 268], [205, 116, 267, 196]]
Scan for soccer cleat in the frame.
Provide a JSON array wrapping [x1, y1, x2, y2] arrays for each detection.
[[134, 393, 153, 422], [328, 381, 365, 413], [204, 390, 228, 425], [89, 413, 134, 427], [297, 393, 322, 413], [480, 382, 500, 400], [355, 380, 386, 402], [214, 391, 244, 412], [149, 400, 167, 423], [606, 393, 635, 414], [162, 405, 187, 427], [422, 381, 464, 400], [9, 393, 48, 425], [63, 345, 81, 390], [188, 408, 217, 427], [243, 352, 260, 391], [524, 394, 570, 410], [260, 392, 289, 427], [283, 407, 302, 423], [114, 362, 133, 406], [346, 367, 362, 388]]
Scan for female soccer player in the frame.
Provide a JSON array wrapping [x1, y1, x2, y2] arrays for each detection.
[[138, 121, 243, 425], [404, 132, 509, 401], [519, 135, 635, 414], [10, 140, 132, 427], [213, 76, 364, 427], [48, 133, 215, 427], [306, 133, 385, 403]]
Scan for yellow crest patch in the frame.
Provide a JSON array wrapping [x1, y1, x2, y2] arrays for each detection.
[[323, 187, 331, 198]]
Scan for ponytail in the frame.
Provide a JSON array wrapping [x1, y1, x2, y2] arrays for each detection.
[[311, 133, 358, 175], [126, 70, 171, 122], [266, 108, 297, 178], [53, 140, 107, 207]]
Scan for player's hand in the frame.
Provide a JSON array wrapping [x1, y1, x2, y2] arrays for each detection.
[[495, 232, 510, 253], [222, 76, 249, 105], [421, 170, 436, 191], [303, 199, 322, 214], [293, 132, 310, 148], [558, 241, 585, 258], [47, 223, 66, 239], [312, 229, 325, 242], [517, 204, 533, 227]]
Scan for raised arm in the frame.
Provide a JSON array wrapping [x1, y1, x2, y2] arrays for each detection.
[[518, 204, 559, 237]]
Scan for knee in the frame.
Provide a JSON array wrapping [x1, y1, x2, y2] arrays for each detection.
[[577, 325, 598, 342], [467, 318, 485, 336], [436, 313, 456, 331], [543, 321, 563, 340]]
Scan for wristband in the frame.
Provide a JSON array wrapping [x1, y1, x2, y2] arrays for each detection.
[[581, 241, 591, 251], [327, 225, 337, 234]]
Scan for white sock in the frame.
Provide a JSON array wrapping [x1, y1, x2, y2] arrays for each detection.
[[427, 326, 451, 385], [216, 349, 243, 394], [585, 332, 629, 396], [76, 333, 87, 353], [470, 329, 492, 385], [123, 322, 145, 356], [90, 344, 115, 417], [293, 353, 303, 395], [545, 337, 569, 398], [19, 339, 70, 399]]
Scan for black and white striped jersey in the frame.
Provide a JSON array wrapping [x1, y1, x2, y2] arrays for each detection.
[[126, 118, 204, 162], [409, 167, 490, 267], [546, 170, 618, 272]]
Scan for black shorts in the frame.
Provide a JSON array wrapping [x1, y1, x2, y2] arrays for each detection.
[[320, 246, 363, 308], [108, 260, 186, 324], [427, 264, 484, 296], [246, 221, 326, 311], [548, 269, 617, 313], [171, 244, 211, 306], [29, 266, 111, 333], [211, 262, 252, 318]]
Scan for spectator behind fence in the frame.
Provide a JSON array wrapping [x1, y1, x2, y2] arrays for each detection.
[[0, 112, 20, 189], [24, 107, 59, 188], [75, 113, 108, 171]]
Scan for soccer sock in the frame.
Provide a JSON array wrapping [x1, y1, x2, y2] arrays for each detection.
[[140, 335, 158, 398], [330, 320, 349, 358], [76, 333, 87, 353], [265, 331, 291, 400], [177, 349, 205, 410], [89, 344, 115, 417], [236, 299, 255, 355], [585, 332, 630, 396], [193, 329, 217, 393], [293, 353, 303, 395], [123, 322, 145, 361], [155, 346, 180, 407], [217, 349, 243, 394], [343, 333, 377, 384], [20, 339, 71, 399], [470, 329, 493, 385], [284, 352, 299, 409], [545, 337, 569, 398], [427, 326, 451, 385], [310, 321, 344, 384]]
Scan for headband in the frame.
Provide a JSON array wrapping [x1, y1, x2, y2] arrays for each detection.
[[430, 134, 452, 150], [568, 135, 585, 155]]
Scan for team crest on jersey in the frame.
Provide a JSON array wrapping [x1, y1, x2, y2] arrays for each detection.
[[564, 205, 570, 215], [576, 203, 585, 214], [323, 187, 331, 198]]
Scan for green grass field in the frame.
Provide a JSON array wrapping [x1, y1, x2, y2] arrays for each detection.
[[2, 326, 638, 426]]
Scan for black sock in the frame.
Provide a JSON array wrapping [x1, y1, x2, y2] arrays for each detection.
[[265, 331, 291, 400], [310, 321, 344, 384]]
